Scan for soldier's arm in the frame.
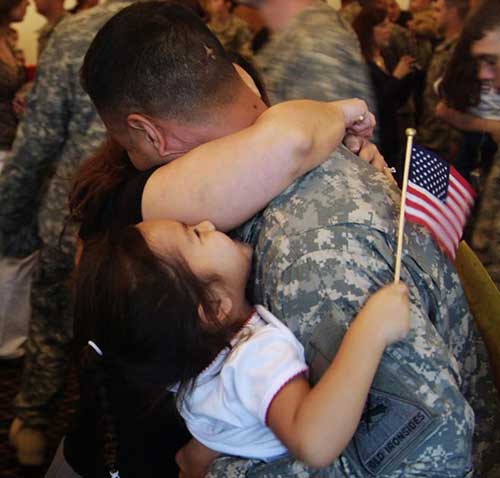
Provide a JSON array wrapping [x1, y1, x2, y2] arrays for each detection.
[[0, 30, 71, 256]]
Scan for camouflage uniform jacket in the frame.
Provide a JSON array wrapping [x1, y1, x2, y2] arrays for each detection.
[[417, 36, 463, 159], [208, 15, 253, 59], [211, 146, 478, 477], [256, 0, 377, 118], [472, 148, 500, 289], [0, 0, 133, 258], [36, 11, 69, 58]]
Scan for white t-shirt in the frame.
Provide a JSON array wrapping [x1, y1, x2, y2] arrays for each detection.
[[175, 305, 308, 460]]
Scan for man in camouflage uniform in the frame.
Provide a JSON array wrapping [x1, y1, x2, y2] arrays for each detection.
[[205, 0, 254, 59], [0, 0, 138, 465], [34, 0, 69, 57], [469, 0, 500, 291], [251, 0, 376, 116], [80, 3, 499, 476], [417, 0, 468, 160]]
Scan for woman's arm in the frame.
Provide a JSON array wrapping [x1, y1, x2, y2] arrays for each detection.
[[267, 284, 410, 468], [142, 99, 374, 231]]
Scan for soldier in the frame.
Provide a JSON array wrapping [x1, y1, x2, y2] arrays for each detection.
[[78, 3, 500, 476], [204, 0, 253, 59], [33, 0, 68, 57], [468, 0, 500, 290], [250, 0, 377, 119], [417, 0, 469, 160], [0, 0, 144, 466]]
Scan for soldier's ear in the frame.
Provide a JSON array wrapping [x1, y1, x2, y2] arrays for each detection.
[[127, 114, 170, 158]]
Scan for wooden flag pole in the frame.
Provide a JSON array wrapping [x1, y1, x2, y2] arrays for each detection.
[[394, 128, 417, 284]]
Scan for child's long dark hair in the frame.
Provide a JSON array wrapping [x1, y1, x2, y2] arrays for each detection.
[[73, 225, 241, 473]]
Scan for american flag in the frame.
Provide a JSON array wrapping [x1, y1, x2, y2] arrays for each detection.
[[404, 145, 476, 260]]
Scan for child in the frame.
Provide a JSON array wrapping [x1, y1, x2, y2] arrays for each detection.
[[74, 218, 410, 478]]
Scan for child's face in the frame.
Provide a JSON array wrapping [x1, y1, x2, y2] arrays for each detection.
[[138, 219, 253, 299]]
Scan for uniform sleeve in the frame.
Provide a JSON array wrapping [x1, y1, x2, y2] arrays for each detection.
[[223, 328, 308, 424], [0, 29, 71, 257]]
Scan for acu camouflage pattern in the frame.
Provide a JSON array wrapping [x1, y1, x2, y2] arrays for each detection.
[[472, 150, 500, 290], [256, 0, 377, 118], [417, 36, 463, 159], [208, 15, 254, 59], [211, 146, 500, 477], [36, 12, 69, 58], [0, 0, 134, 428]]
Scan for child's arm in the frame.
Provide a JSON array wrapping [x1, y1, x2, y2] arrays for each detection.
[[176, 438, 220, 478], [142, 98, 377, 231], [267, 283, 410, 468]]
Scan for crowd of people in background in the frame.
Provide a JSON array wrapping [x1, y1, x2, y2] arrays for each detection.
[[0, 0, 499, 477]]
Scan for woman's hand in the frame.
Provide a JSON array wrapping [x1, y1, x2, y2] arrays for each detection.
[[393, 55, 415, 79]]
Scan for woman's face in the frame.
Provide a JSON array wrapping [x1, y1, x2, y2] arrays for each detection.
[[373, 18, 391, 49], [8, 0, 29, 22]]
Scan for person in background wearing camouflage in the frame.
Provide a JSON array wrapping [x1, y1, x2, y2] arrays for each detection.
[[80, 2, 499, 476], [468, 0, 500, 291], [34, 0, 68, 57], [407, 0, 439, 43], [248, 0, 377, 120], [204, 0, 254, 59], [417, 0, 468, 160], [0, 0, 140, 466]]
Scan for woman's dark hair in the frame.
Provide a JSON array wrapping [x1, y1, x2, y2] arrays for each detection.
[[69, 138, 134, 235], [353, 6, 388, 62], [441, 0, 500, 111], [74, 225, 242, 474]]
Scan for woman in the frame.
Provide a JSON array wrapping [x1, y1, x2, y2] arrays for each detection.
[[353, 6, 417, 184], [0, 0, 27, 160]]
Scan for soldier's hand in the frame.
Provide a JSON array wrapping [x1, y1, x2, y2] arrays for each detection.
[[358, 283, 411, 346]]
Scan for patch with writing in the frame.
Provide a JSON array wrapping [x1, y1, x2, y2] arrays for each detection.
[[352, 389, 433, 475]]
